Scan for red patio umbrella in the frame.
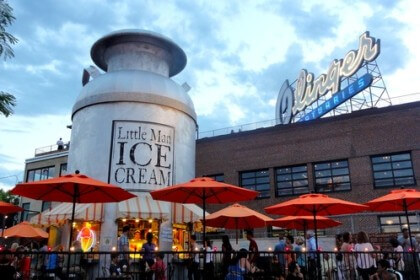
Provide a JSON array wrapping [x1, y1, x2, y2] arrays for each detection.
[[11, 170, 136, 248], [0, 201, 23, 214], [265, 193, 368, 250], [265, 193, 367, 280], [3, 221, 48, 239], [269, 215, 342, 244], [150, 177, 258, 244], [365, 188, 420, 251], [0, 201, 23, 237], [205, 203, 273, 243]]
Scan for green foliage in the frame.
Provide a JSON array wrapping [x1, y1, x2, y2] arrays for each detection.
[[0, 188, 17, 203], [0, 91, 16, 116], [0, 0, 18, 60], [0, 0, 17, 117]]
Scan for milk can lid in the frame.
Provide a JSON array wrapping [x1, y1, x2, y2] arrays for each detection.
[[91, 29, 187, 77]]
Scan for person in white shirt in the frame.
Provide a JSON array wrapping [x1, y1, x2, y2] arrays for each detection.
[[204, 238, 214, 279], [354, 231, 376, 280], [56, 138, 64, 150]]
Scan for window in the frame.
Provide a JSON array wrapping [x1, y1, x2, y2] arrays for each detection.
[[206, 174, 224, 182], [372, 152, 415, 188], [60, 163, 67, 176], [314, 160, 351, 192], [41, 201, 51, 212], [26, 166, 55, 182], [379, 214, 419, 233], [275, 165, 309, 196], [240, 169, 270, 198], [21, 202, 30, 221]]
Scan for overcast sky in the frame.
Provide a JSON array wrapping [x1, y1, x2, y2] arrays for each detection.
[[1, 0, 419, 190]]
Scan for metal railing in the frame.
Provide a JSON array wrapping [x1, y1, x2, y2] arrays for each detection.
[[34, 143, 70, 156], [0, 250, 418, 279]]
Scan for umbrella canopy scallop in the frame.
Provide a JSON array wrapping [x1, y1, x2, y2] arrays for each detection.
[[269, 215, 342, 230]]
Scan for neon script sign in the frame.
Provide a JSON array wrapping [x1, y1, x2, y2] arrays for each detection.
[[276, 32, 380, 124]]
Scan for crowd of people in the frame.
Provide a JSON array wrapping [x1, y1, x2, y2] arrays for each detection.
[[216, 228, 419, 280], [0, 227, 419, 279]]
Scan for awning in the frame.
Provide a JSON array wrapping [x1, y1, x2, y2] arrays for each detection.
[[30, 193, 204, 225], [172, 203, 208, 224], [30, 203, 104, 225], [117, 192, 170, 220]]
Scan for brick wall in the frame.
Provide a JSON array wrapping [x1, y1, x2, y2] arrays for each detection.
[[196, 102, 420, 235]]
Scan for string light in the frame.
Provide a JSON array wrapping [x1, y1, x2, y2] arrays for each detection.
[[122, 219, 127, 222], [135, 219, 139, 223]]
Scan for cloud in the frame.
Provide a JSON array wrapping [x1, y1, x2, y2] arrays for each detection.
[[0, 113, 71, 172]]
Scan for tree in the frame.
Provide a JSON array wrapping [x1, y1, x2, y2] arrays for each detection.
[[0, 0, 17, 117]]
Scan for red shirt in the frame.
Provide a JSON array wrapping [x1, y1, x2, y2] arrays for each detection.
[[151, 259, 166, 280]]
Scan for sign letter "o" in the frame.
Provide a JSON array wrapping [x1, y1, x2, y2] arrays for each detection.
[[276, 80, 294, 125]]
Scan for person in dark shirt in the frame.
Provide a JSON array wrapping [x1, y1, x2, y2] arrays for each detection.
[[109, 253, 121, 276], [142, 232, 156, 280], [246, 230, 259, 265], [286, 261, 304, 280], [0, 249, 16, 280]]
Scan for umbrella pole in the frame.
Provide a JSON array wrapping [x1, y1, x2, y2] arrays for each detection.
[[202, 191, 207, 280], [68, 189, 77, 249], [1, 214, 5, 238], [313, 209, 321, 280], [235, 218, 238, 244], [67, 184, 78, 278], [403, 199, 419, 278], [403, 199, 415, 250]]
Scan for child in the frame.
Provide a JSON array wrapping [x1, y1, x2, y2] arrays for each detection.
[[150, 252, 166, 280]]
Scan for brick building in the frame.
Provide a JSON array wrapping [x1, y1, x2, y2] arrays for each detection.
[[19, 101, 420, 238], [196, 101, 420, 236]]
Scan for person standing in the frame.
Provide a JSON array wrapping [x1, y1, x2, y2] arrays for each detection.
[[294, 236, 306, 279], [341, 232, 356, 280], [118, 225, 130, 268], [188, 234, 200, 280], [306, 231, 317, 279], [204, 238, 214, 279], [274, 231, 287, 276], [354, 231, 376, 280], [246, 230, 259, 265], [56, 138, 64, 150], [221, 235, 233, 278], [142, 232, 156, 280], [398, 228, 418, 280]]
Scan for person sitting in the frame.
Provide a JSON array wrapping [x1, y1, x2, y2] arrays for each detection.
[[286, 261, 304, 280], [369, 259, 400, 280], [225, 249, 262, 280], [321, 253, 337, 280], [110, 253, 122, 276], [0, 249, 16, 279], [150, 252, 166, 280]]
